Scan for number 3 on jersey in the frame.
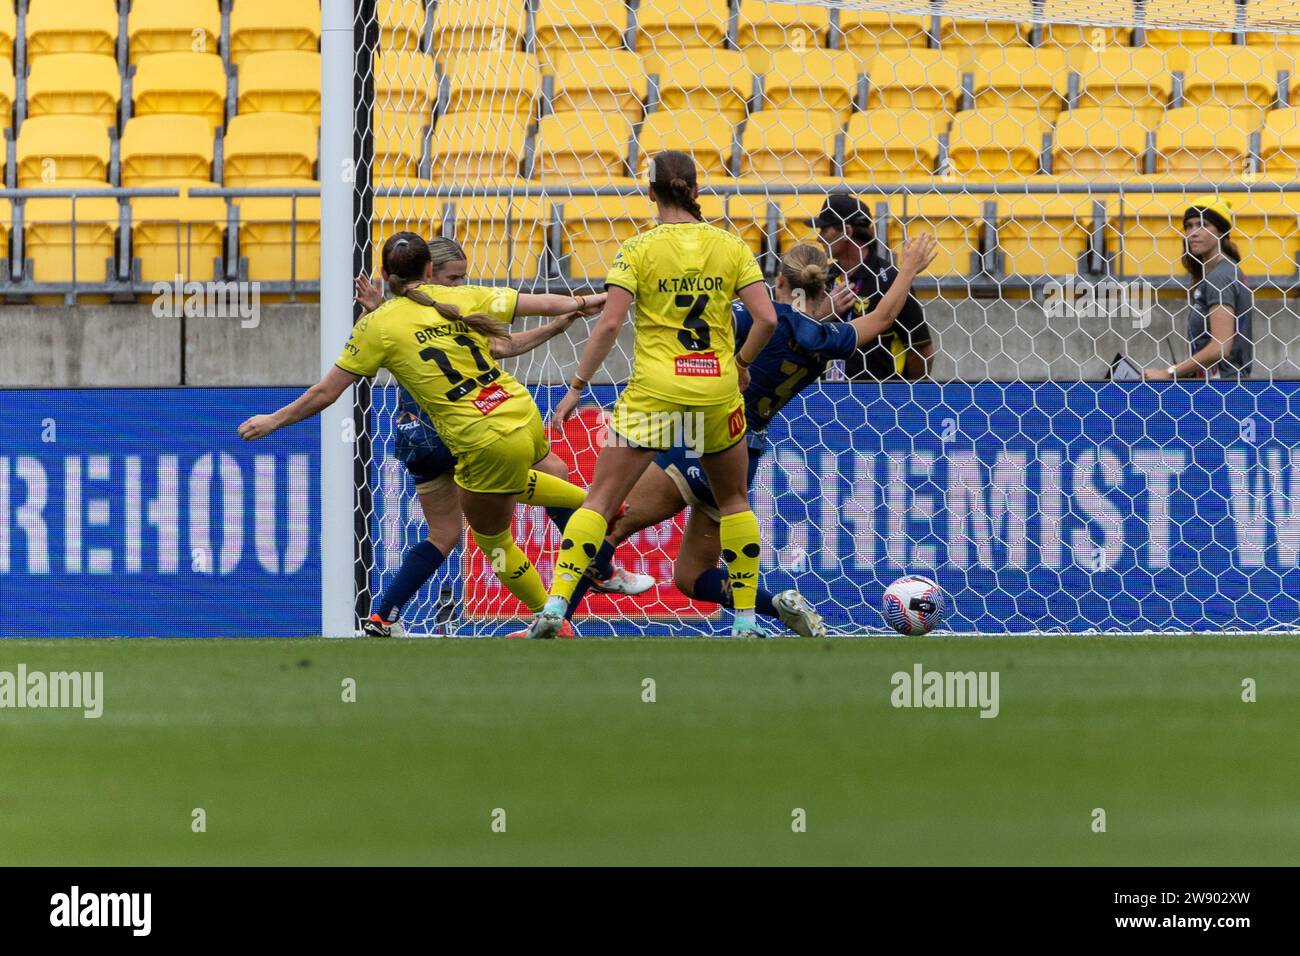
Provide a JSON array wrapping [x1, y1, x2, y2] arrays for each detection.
[[675, 294, 712, 351]]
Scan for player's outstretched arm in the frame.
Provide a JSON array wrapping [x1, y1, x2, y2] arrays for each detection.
[[490, 311, 583, 359], [516, 291, 607, 317], [238, 366, 361, 440], [847, 233, 937, 347], [551, 286, 633, 423], [735, 282, 779, 388]]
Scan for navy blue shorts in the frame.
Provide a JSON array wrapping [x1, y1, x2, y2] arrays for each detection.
[[654, 444, 762, 521]]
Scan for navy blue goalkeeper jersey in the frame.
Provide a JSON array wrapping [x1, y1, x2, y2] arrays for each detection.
[[732, 301, 858, 449], [392, 387, 452, 465]]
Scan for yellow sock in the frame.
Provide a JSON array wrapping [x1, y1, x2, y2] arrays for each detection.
[[521, 469, 587, 510], [472, 527, 548, 613], [550, 507, 608, 603], [719, 510, 761, 612]]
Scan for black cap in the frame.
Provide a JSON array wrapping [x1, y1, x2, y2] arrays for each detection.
[[814, 194, 872, 230]]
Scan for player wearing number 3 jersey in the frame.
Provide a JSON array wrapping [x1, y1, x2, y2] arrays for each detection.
[[527, 150, 779, 639]]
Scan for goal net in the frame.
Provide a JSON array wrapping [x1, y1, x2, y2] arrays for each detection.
[[345, 0, 1300, 636]]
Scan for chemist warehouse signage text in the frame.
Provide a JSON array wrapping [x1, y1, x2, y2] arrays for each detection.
[[0, 389, 319, 637]]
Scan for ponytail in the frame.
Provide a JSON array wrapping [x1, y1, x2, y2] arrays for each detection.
[[649, 150, 703, 222]]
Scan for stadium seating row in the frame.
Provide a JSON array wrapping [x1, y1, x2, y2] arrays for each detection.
[[3, 182, 1299, 297]]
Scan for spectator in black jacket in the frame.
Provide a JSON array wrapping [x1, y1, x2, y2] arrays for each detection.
[[815, 195, 934, 381]]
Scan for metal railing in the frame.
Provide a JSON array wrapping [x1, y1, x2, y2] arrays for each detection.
[[2, 179, 1300, 300], [0, 185, 321, 303]]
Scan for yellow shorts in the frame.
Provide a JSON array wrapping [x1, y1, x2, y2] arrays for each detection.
[[454, 411, 550, 495], [609, 387, 746, 456]]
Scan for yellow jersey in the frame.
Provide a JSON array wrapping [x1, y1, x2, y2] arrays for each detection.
[[605, 221, 765, 404], [335, 283, 535, 455]]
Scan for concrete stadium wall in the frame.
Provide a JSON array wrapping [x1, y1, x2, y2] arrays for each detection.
[[3, 297, 1297, 386]]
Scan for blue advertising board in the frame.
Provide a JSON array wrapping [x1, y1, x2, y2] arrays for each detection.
[[4, 383, 1299, 636], [0, 389, 320, 637]]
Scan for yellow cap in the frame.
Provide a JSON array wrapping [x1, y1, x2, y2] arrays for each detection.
[[1185, 195, 1234, 232]]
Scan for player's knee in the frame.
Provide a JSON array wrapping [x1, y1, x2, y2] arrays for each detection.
[[672, 562, 700, 596]]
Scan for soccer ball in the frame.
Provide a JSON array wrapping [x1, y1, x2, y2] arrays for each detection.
[[881, 575, 945, 635]]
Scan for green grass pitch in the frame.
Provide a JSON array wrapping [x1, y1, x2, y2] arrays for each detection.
[[1, 635, 1296, 866]]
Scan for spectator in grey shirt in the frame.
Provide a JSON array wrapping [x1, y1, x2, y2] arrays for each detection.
[[1145, 196, 1253, 380]]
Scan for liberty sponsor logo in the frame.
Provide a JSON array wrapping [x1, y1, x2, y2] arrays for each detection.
[[0, 665, 103, 718], [50, 886, 150, 936], [890, 663, 1000, 718], [473, 383, 511, 415], [674, 352, 721, 377]]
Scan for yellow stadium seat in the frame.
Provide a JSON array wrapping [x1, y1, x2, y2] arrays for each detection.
[[1143, 0, 1238, 66], [1105, 186, 1200, 276], [432, 0, 526, 61], [651, 50, 752, 123], [237, 51, 321, 118], [1077, 47, 1173, 126], [26, 54, 121, 125], [374, 49, 439, 123], [0, 70, 15, 129], [1246, 13, 1300, 60], [370, 187, 440, 264], [374, 124, 425, 181], [838, 11, 929, 60], [446, 195, 549, 281], [560, 191, 653, 280], [844, 109, 947, 182], [1053, 108, 1150, 178], [26, 0, 117, 60], [937, 4, 1035, 60], [23, 181, 119, 289], [635, 0, 728, 57], [534, 0, 625, 59], [547, 49, 648, 124], [1181, 46, 1279, 124], [16, 115, 110, 186], [1224, 187, 1300, 277], [638, 109, 735, 178], [378, 0, 428, 52], [972, 48, 1071, 122], [121, 115, 214, 184], [132, 52, 228, 129], [229, 0, 320, 65], [740, 110, 838, 179], [736, 1, 832, 73], [1038, 0, 1132, 58], [996, 184, 1097, 276], [536, 110, 632, 181], [430, 112, 529, 181], [1155, 106, 1253, 178], [0, 3, 17, 62], [224, 113, 318, 184], [127, 0, 221, 63], [888, 189, 986, 276], [866, 49, 963, 117], [233, 181, 321, 288], [444, 51, 539, 126], [1261, 108, 1300, 176], [718, 187, 823, 255], [947, 109, 1046, 180], [129, 181, 227, 283], [762, 49, 860, 121]]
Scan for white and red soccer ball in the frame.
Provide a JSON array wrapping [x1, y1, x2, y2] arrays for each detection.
[[882, 575, 945, 635]]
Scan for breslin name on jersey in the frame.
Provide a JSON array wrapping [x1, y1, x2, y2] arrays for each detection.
[[675, 351, 721, 377], [413, 322, 471, 342], [473, 383, 511, 415], [657, 275, 724, 293]]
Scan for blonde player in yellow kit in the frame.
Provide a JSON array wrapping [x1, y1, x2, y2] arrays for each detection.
[[238, 231, 605, 626], [527, 150, 779, 638]]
